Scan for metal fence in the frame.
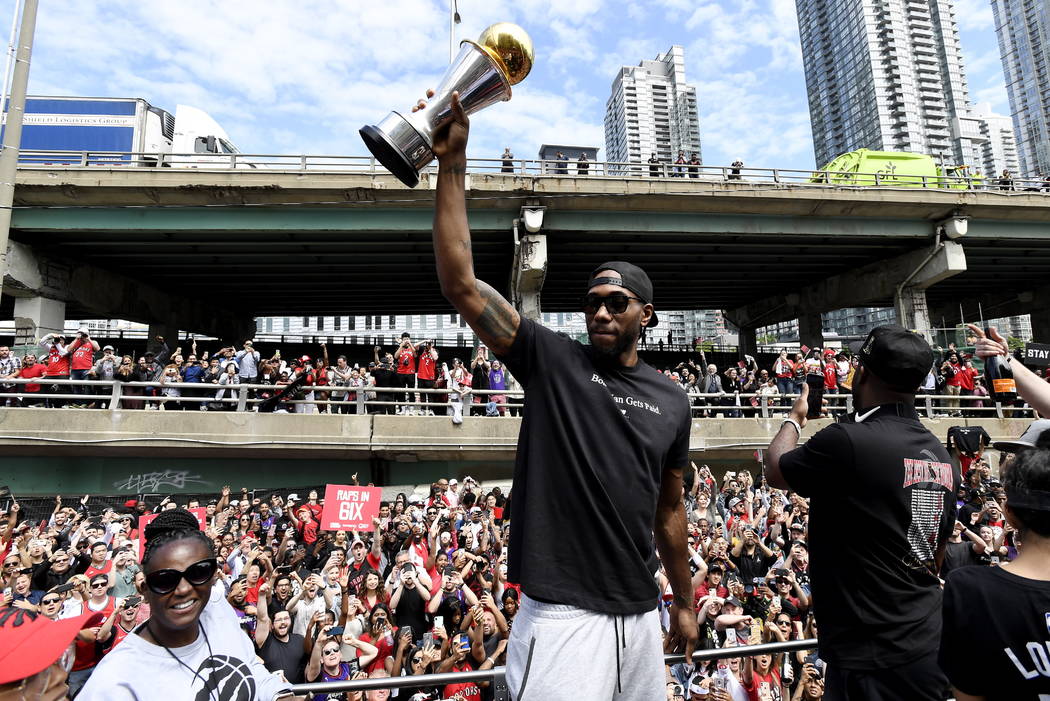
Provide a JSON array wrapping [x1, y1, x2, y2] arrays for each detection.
[[0, 378, 1036, 420], [288, 637, 819, 697], [17, 149, 1050, 192]]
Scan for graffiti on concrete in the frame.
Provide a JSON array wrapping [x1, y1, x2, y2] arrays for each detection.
[[113, 470, 208, 493]]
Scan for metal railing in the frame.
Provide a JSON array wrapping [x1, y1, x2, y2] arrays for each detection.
[[0, 377, 525, 414], [288, 638, 819, 696], [0, 378, 1036, 420], [17, 149, 1050, 192]]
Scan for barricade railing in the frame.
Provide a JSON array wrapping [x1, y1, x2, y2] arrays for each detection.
[[288, 638, 819, 696], [17, 149, 1050, 192], [0, 378, 1035, 420]]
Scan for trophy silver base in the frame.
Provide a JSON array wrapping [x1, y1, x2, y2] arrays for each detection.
[[360, 111, 434, 188]]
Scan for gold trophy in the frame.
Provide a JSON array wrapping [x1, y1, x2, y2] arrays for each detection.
[[360, 22, 533, 188]]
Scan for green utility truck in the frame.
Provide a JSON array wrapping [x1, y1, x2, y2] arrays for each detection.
[[811, 149, 981, 189]]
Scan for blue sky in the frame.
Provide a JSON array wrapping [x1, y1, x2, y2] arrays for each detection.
[[9, 0, 1009, 171]]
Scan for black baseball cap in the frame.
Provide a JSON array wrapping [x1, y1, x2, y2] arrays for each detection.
[[857, 325, 933, 393], [589, 261, 659, 327]]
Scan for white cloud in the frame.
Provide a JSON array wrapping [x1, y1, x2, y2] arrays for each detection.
[[15, 0, 822, 170], [954, 0, 995, 31]]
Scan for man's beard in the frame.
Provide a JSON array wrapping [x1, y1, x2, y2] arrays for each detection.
[[588, 325, 640, 361]]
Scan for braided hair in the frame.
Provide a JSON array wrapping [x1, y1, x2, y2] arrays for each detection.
[[142, 508, 215, 568]]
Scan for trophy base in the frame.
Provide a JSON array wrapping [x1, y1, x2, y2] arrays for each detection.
[[360, 112, 434, 188]]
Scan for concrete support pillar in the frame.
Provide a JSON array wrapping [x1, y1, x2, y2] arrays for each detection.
[[738, 325, 757, 357], [13, 296, 64, 355], [895, 286, 934, 342], [511, 233, 547, 321], [798, 313, 824, 349]]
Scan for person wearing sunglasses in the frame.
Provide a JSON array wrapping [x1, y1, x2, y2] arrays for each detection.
[[65, 574, 116, 695], [304, 624, 376, 701], [421, 84, 697, 699], [78, 509, 295, 700], [95, 595, 142, 657], [38, 587, 66, 621]]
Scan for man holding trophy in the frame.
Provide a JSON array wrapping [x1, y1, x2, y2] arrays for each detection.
[[365, 22, 699, 700]]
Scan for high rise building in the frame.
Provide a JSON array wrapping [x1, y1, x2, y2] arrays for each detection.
[[604, 46, 701, 168], [796, 0, 982, 169], [991, 0, 1050, 177], [973, 103, 1021, 179]]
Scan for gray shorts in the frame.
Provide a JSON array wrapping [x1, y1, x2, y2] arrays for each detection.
[[506, 594, 664, 701]]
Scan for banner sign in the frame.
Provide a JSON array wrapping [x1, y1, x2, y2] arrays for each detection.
[[322, 484, 382, 531], [1023, 343, 1050, 365], [137, 507, 207, 560]]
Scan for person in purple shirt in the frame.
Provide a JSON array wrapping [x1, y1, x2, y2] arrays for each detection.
[[488, 359, 508, 416]]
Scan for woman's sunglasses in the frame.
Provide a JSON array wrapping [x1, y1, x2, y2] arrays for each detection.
[[580, 292, 645, 316], [144, 558, 218, 594]]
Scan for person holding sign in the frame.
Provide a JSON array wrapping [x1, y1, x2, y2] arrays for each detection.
[[419, 90, 697, 699]]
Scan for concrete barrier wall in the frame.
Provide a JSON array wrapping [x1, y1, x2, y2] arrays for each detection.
[[0, 409, 1032, 460]]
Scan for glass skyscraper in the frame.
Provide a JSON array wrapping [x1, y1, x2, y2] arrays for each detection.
[[991, 0, 1050, 177], [795, 0, 983, 169]]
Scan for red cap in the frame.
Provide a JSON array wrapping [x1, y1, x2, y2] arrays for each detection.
[[0, 608, 105, 684], [124, 499, 138, 508]]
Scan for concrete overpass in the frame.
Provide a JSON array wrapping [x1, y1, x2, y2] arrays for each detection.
[[0, 409, 1029, 496], [4, 163, 1050, 350]]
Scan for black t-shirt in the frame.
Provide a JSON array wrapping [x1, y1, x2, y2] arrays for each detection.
[[345, 560, 376, 598], [496, 317, 691, 615], [946, 425, 992, 455], [268, 594, 294, 620], [941, 566, 1050, 699], [779, 402, 960, 669], [941, 540, 982, 577], [393, 584, 429, 642], [471, 364, 489, 392], [259, 632, 306, 683], [372, 367, 394, 387], [731, 546, 773, 584]]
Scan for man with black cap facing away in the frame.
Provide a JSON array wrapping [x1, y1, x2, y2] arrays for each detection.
[[764, 325, 960, 700], [419, 89, 697, 700]]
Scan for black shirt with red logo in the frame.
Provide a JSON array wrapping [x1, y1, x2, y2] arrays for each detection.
[[780, 403, 960, 670]]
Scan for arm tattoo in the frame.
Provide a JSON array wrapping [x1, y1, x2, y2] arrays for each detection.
[[473, 281, 517, 342]]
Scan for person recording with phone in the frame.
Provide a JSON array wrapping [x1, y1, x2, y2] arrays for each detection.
[[765, 325, 959, 700]]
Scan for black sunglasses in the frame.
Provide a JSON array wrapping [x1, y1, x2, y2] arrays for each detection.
[[41, 597, 61, 605], [145, 558, 218, 594], [580, 292, 645, 316], [322, 647, 340, 655]]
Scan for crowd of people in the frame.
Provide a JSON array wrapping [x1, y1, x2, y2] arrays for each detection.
[[3, 330, 1042, 420], [0, 331, 520, 420], [2, 420, 1039, 700]]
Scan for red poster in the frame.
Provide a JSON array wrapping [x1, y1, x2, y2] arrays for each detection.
[[321, 484, 382, 531], [138, 507, 207, 560], [800, 344, 810, 355]]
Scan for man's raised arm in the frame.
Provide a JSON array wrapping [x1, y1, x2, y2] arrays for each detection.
[[424, 91, 520, 356]]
